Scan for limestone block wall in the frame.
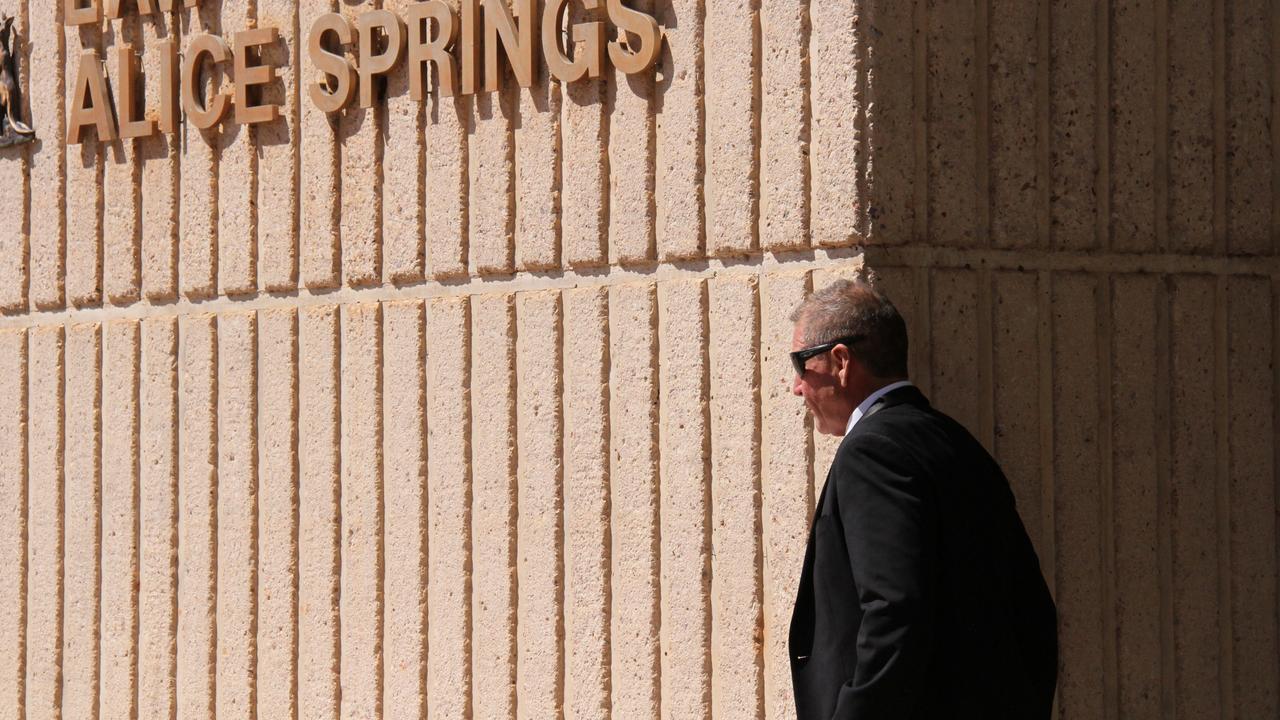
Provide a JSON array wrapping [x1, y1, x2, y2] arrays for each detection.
[[0, 0, 1276, 718]]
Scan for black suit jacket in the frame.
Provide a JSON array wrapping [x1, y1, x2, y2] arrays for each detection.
[[789, 386, 1057, 720]]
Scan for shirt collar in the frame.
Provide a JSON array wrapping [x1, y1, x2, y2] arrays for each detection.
[[844, 380, 914, 436]]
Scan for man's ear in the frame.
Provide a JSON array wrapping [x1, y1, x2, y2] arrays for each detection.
[[831, 343, 854, 386]]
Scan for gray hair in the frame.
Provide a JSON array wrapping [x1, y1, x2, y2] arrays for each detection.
[[790, 276, 909, 379]]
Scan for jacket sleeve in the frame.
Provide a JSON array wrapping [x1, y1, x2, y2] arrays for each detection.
[[829, 431, 939, 720]]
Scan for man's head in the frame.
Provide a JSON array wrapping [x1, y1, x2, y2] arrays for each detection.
[[789, 277, 910, 435]]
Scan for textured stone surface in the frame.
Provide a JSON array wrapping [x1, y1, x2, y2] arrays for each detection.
[[0, 330, 24, 720], [63, 324, 100, 720], [26, 327, 62, 720]]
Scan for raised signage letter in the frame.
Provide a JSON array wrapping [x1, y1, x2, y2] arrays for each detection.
[[357, 10, 406, 108], [158, 39, 179, 134], [542, 0, 604, 83], [482, 0, 536, 90], [234, 27, 281, 124], [182, 33, 232, 130], [405, 0, 458, 99], [64, 0, 99, 26], [115, 44, 156, 138], [308, 12, 357, 112], [67, 51, 118, 144], [605, 0, 659, 74]]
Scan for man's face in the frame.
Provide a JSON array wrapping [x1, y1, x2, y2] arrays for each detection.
[[791, 323, 854, 436]]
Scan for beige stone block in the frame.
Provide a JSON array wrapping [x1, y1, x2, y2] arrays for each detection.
[[102, 320, 139, 720], [607, 11, 655, 265], [759, 271, 812, 720], [300, 0, 341, 288], [383, 299, 427, 718], [66, 36, 103, 307], [217, 312, 257, 719], [469, 293, 516, 720], [257, 307, 298, 720], [1110, 0, 1156, 253], [809, 0, 860, 248], [0, 330, 23, 720], [340, 302, 383, 720], [258, 0, 301, 291], [516, 290, 563, 718], [64, 324, 101, 720], [1051, 273, 1104, 717], [178, 314, 217, 720], [26, 326, 62, 720], [139, 317, 177, 720], [0, 116, 27, 311], [654, 0, 703, 261], [339, 14, 382, 288], [179, 5, 222, 299], [608, 282, 659, 718], [562, 58, 607, 267], [861, 0, 913, 245], [925, 0, 979, 248], [1048, 0, 1099, 251], [424, 52, 469, 280], [140, 12, 180, 301], [1226, 1, 1272, 255], [656, 279, 711, 718], [561, 286, 609, 720], [298, 306, 341, 720], [989, 0, 1038, 249], [1167, 3, 1214, 253], [929, 269, 981, 435], [383, 0, 426, 285], [759, 0, 807, 252], [103, 15, 142, 305], [469, 89, 515, 275], [515, 85, 561, 271], [28, 0, 64, 310], [708, 275, 764, 717], [426, 295, 472, 719], [217, 0, 257, 296]]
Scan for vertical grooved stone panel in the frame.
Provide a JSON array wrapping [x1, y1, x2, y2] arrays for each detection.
[[1052, 273, 1105, 718], [29, 0, 64, 309], [257, 308, 298, 720], [862, 0, 913, 243], [217, 1, 256, 296], [515, 291, 564, 718], [929, 269, 981, 437], [179, 6, 221, 298], [0, 330, 24, 720], [562, 66, 608, 267], [1049, 0, 1098, 250], [300, 0, 340, 288], [759, 271, 812, 720], [561, 287, 610, 720], [469, 89, 515, 275], [705, 0, 758, 256], [608, 283, 659, 719], [1168, 276, 1220, 717], [1226, 0, 1272, 254], [140, 10, 180, 301], [340, 303, 383, 720], [760, 0, 807, 252], [104, 14, 142, 305], [989, 0, 1038, 248], [64, 324, 101, 720], [654, 0, 704, 260], [383, 300, 427, 719], [469, 294, 516, 720], [178, 314, 217, 720], [1226, 278, 1277, 714], [65, 25, 104, 308], [992, 272, 1045, 561], [298, 306, 341, 720], [607, 8, 655, 265], [1111, 0, 1157, 252], [515, 85, 562, 271], [217, 312, 257, 719], [139, 317, 177, 720], [1111, 275, 1160, 720], [258, 0, 301, 291], [708, 276, 765, 718], [424, 37, 469, 280], [1168, 3, 1215, 253], [26, 326, 63, 720], [339, 8, 381, 289], [383, 0, 425, 284], [656, 279, 711, 718], [426, 296, 471, 719], [0, 0, 28, 312], [926, 0, 977, 247]]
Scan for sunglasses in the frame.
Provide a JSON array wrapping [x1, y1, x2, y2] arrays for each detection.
[[790, 335, 865, 376]]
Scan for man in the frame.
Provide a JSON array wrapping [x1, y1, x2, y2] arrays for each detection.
[[787, 277, 1058, 719]]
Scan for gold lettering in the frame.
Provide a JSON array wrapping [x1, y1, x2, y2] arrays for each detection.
[[482, 0, 536, 90], [308, 12, 357, 112], [356, 9, 405, 108], [182, 33, 232, 130], [115, 44, 156, 138], [404, 0, 458, 99], [158, 38, 179, 133], [542, 0, 603, 83], [67, 51, 118, 144], [605, 0, 659, 74], [234, 27, 280, 124], [64, 0, 99, 26]]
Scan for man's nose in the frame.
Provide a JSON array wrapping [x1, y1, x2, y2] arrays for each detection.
[[791, 373, 803, 396]]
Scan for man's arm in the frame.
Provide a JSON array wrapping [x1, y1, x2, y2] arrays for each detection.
[[829, 431, 939, 719]]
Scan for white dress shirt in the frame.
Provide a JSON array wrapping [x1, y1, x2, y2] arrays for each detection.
[[844, 380, 914, 436]]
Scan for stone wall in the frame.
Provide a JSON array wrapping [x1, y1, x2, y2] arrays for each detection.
[[0, 0, 1275, 718]]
